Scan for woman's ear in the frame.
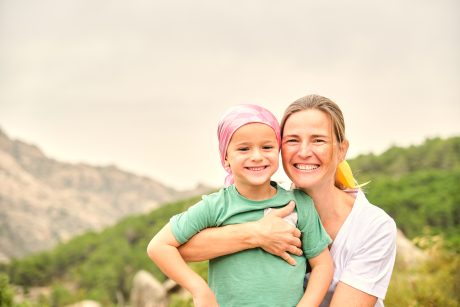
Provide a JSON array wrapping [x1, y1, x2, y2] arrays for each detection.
[[338, 139, 349, 162]]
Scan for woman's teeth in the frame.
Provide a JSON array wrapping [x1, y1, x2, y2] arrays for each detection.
[[294, 164, 319, 171]]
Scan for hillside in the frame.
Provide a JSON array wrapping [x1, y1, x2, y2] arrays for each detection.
[[0, 128, 210, 261], [349, 136, 460, 248], [1, 196, 206, 306], [350, 136, 460, 178], [1, 136, 459, 306]]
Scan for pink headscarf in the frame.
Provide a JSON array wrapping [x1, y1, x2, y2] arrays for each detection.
[[217, 104, 281, 187]]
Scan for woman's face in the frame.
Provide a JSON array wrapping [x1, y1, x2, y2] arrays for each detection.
[[281, 109, 346, 192]]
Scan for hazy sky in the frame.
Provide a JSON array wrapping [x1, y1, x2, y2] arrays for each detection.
[[1, 0, 459, 189]]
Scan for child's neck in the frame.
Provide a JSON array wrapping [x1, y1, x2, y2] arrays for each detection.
[[234, 181, 276, 201]]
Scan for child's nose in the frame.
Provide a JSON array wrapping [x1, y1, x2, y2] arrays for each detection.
[[251, 148, 264, 161]]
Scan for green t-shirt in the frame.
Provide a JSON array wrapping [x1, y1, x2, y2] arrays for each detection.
[[170, 182, 331, 307]]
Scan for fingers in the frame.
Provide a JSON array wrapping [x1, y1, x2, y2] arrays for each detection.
[[292, 236, 301, 248], [282, 252, 297, 266], [288, 245, 303, 257], [292, 227, 301, 238], [271, 201, 296, 218]]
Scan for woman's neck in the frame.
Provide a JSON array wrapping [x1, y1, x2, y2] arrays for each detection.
[[303, 184, 355, 240], [234, 182, 276, 201]]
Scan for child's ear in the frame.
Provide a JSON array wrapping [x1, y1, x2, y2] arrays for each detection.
[[224, 159, 230, 168]]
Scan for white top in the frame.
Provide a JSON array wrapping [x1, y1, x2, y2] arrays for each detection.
[[306, 190, 397, 307]]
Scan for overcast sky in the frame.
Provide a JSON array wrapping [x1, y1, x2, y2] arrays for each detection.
[[1, 0, 459, 190]]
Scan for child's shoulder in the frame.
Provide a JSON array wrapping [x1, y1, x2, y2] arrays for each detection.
[[291, 188, 313, 205], [268, 182, 311, 203], [200, 185, 234, 204]]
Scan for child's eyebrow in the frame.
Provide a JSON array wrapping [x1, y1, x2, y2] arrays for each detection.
[[232, 141, 251, 146]]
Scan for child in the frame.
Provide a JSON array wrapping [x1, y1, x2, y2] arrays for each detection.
[[147, 104, 333, 307]]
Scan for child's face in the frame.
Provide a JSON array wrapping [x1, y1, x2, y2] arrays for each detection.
[[225, 123, 279, 189]]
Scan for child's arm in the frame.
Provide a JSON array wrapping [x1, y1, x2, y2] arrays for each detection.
[[297, 248, 334, 307], [147, 223, 218, 307]]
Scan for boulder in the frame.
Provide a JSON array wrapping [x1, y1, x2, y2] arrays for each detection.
[[396, 229, 427, 267], [65, 300, 101, 307], [130, 270, 167, 307]]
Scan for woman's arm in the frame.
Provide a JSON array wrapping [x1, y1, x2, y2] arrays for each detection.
[[330, 217, 397, 306], [330, 282, 377, 307], [178, 201, 303, 265]]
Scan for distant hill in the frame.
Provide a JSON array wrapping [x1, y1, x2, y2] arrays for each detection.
[[0, 128, 211, 261], [350, 136, 460, 178]]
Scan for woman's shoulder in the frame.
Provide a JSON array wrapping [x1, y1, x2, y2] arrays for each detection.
[[356, 192, 393, 219], [352, 191, 397, 236]]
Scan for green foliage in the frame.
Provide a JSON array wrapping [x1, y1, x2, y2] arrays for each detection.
[[386, 235, 460, 307], [349, 136, 460, 249], [3, 196, 204, 305], [350, 136, 460, 178], [49, 284, 72, 307], [360, 168, 460, 249], [0, 274, 14, 307], [169, 294, 193, 307]]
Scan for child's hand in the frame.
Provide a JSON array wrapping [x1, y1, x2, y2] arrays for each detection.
[[192, 286, 219, 307]]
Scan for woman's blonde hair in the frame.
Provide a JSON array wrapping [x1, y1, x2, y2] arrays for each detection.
[[281, 94, 362, 189], [281, 94, 345, 143]]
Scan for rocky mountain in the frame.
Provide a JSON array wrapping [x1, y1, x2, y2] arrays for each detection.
[[0, 128, 210, 261]]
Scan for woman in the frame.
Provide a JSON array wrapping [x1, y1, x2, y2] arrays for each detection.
[[178, 94, 397, 306]]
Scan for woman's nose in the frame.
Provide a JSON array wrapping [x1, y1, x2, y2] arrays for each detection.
[[298, 141, 311, 158]]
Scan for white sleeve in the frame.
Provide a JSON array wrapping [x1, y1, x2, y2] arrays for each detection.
[[340, 217, 397, 299]]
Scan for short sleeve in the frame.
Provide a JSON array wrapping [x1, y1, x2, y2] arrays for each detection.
[[340, 217, 397, 299], [294, 190, 332, 259], [169, 197, 216, 244]]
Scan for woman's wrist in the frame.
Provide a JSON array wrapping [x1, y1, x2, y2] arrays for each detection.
[[243, 221, 263, 248]]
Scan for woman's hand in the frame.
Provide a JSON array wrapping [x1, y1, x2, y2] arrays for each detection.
[[253, 201, 303, 265]]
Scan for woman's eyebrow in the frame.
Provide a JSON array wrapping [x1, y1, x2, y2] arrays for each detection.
[[311, 134, 329, 138], [282, 133, 298, 138]]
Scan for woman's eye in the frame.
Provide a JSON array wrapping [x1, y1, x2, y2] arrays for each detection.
[[313, 139, 326, 144], [286, 139, 298, 143]]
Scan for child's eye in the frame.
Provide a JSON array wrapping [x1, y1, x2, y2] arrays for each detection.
[[262, 145, 274, 150], [238, 147, 250, 151]]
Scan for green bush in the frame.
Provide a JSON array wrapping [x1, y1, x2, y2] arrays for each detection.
[[386, 235, 460, 307], [0, 273, 14, 307]]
